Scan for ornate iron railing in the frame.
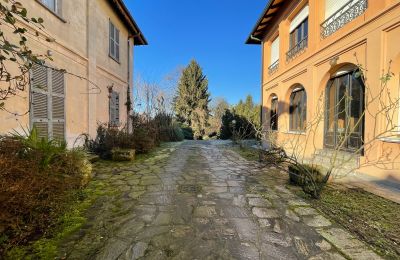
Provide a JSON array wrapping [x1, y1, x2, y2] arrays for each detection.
[[286, 37, 308, 62], [321, 0, 368, 39], [268, 60, 279, 75]]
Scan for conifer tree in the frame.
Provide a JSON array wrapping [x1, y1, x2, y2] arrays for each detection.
[[174, 60, 210, 139]]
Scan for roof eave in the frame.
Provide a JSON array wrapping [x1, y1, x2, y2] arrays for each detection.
[[245, 0, 283, 45], [109, 0, 148, 45]]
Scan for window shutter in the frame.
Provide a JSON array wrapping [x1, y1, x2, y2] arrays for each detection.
[[290, 5, 309, 32], [109, 22, 115, 57], [31, 65, 49, 139], [51, 70, 65, 140], [109, 92, 116, 125], [325, 0, 352, 19], [115, 92, 120, 124], [30, 66, 65, 141], [109, 91, 120, 126], [270, 36, 280, 64], [56, 0, 62, 16], [115, 29, 120, 61]]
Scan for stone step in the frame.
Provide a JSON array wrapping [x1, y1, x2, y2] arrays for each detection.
[[314, 149, 358, 161]]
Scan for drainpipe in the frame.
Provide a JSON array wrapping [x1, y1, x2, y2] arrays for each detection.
[[127, 33, 139, 133], [127, 36, 131, 132]]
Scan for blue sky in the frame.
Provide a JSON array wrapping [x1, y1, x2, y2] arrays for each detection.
[[125, 1, 267, 105]]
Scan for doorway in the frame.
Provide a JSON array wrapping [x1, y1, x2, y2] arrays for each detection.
[[324, 68, 365, 153]]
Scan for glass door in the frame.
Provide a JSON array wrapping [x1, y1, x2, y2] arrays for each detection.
[[324, 71, 364, 153]]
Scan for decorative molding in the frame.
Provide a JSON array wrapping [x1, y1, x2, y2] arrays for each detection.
[[282, 68, 308, 83]]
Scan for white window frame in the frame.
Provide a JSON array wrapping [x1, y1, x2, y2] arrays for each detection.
[[290, 5, 309, 32], [40, 0, 61, 15], [270, 36, 280, 65], [109, 20, 120, 62]]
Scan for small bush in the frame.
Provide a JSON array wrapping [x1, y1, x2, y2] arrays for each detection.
[[0, 131, 91, 256], [180, 124, 194, 140], [84, 124, 136, 159], [85, 113, 184, 159], [288, 164, 327, 198]]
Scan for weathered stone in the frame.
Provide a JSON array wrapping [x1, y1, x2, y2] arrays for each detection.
[[294, 207, 319, 216], [128, 191, 145, 199], [252, 207, 279, 218], [317, 228, 382, 260], [273, 220, 283, 233], [231, 218, 258, 242], [127, 241, 148, 259], [262, 232, 292, 247], [261, 243, 297, 259], [232, 195, 246, 207], [308, 252, 347, 260], [285, 209, 300, 222], [258, 218, 271, 228], [304, 215, 332, 227], [315, 240, 332, 251], [95, 238, 129, 260], [153, 212, 172, 226], [59, 141, 373, 260], [223, 207, 249, 218], [193, 206, 217, 218], [248, 197, 272, 207], [293, 236, 309, 256], [288, 199, 310, 207]]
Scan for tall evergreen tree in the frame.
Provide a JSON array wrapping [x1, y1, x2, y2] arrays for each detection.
[[233, 95, 260, 126], [174, 60, 210, 139]]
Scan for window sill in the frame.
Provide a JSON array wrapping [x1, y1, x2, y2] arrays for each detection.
[[35, 0, 67, 23], [378, 136, 400, 144], [285, 131, 306, 135], [109, 54, 121, 64]]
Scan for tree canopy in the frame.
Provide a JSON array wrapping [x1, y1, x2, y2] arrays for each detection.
[[173, 60, 210, 139]]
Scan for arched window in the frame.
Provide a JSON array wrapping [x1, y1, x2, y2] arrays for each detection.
[[324, 65, 365, 152], [289, 86, 307, 131], [270, 96, 278, 130]]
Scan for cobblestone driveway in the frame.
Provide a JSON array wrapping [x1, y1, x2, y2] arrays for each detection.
[[60, 141, 381, 260]]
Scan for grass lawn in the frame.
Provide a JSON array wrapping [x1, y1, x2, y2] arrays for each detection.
[[298, 185, 400, 259], [229, 145, 400, 259], [230, 145, 260, 162]]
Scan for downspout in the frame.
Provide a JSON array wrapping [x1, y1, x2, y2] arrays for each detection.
[[127, 36, 131, 132], [260, 41, 265, 130], [127, 33, 139, 133]]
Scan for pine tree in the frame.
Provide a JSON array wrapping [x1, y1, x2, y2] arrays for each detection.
[[233, 95, 261, 126], [174, 60, 210, 139]]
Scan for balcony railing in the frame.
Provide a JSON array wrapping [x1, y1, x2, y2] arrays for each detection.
[[268, 60, 279, 75], [321, 0, 368, 39], [286, 37, 308, 62]]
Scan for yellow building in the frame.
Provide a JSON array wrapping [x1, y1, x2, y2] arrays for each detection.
[[0, 0, 147, 145], [247, 0, 400, 180]]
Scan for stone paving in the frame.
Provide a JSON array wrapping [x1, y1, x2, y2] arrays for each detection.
[[59, 141, 382, 260]]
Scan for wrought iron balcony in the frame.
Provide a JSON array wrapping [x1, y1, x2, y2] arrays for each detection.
[[321, 0, 368, 39], [268, 60, 279, 75], [286, 37, 308, 62]]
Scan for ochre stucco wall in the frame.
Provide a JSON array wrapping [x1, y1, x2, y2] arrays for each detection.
[[0, 0, 135, 145], [261, 0, 400, 179]]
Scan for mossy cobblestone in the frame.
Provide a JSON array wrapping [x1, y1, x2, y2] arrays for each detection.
[[56, 141, 381, 259]]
